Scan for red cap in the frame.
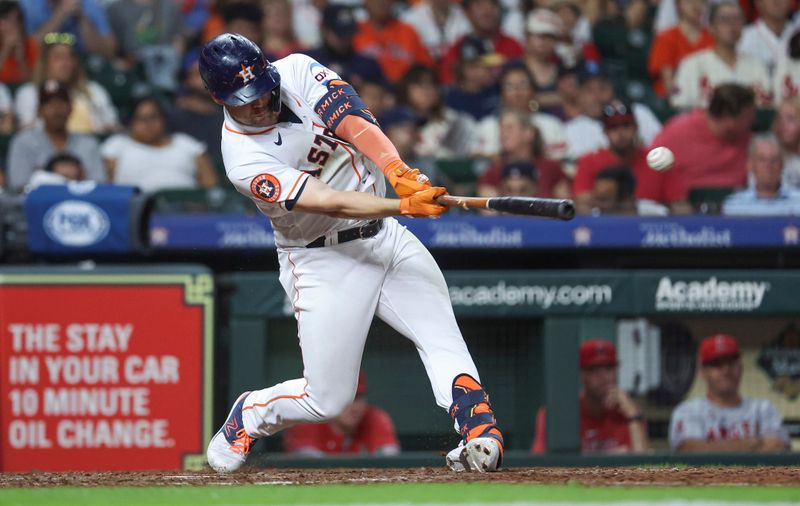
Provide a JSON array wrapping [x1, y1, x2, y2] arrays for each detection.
[[580, 339, 618, 369], [699, 334, 741, 365]]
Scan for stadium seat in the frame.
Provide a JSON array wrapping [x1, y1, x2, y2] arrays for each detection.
[[688, 187, 736, 214], [150, 187, 250, 214], [435, 158, 478, 197], [753, 108, 776, 133]]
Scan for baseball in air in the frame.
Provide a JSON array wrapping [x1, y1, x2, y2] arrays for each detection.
[[646, 146, 674, 172]]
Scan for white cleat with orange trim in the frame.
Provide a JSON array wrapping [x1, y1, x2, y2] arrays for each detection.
[[446, 437, 502, 472], [207, 391, 255, 473]]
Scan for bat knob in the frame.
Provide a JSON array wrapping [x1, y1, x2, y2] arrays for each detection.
[[558, 200, 576, 221]]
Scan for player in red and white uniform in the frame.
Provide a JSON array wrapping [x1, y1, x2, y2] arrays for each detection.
[[669, 334, 790, 452], [199, 33, 504, 473]]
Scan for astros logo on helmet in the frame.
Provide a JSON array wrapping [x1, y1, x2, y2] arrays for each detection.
[[237, 64, 257, 83], [250, 174, 281, 203]]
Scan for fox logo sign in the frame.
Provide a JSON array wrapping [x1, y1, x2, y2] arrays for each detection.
[[237, 64, 256, 83]]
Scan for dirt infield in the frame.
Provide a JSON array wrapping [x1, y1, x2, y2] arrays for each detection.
[[1, 467, 798, 488]]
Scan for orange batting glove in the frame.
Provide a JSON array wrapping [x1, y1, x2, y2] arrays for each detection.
[[384, 160, 432, 198], [400, 187, 449, 218]]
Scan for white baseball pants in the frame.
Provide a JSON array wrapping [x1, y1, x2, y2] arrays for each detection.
[[240, 217, 479, 438]]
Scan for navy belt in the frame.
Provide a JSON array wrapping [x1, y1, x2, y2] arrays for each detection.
[[306, 220, 383, 248]]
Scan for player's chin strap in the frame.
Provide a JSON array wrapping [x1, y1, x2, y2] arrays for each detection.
[[449, 374, 504, 463]]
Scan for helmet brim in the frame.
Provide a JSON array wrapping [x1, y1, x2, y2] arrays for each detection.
[[219, 74, 279, 107]]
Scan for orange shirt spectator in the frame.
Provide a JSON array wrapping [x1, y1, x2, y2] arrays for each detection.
[[649, 26, 714, 96], [353, 0, 433, 82], [0, 1, 38, 84]]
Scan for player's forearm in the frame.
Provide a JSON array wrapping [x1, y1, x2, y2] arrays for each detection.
[[294, 183, 400, 219], [335, 116, 401, 173]]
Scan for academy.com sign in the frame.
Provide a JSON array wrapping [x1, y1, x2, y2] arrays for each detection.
[[655, 276, 770, 311], [449, 281, 613, 309]]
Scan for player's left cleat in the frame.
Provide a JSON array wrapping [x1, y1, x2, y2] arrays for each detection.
[[207, 391, 255, 473], [446, 437, 503, 472]]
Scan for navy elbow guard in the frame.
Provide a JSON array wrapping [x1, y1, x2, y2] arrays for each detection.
[[314, 79, 378, 132]]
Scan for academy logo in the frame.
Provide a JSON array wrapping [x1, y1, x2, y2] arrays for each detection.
[[655, 276, 769, 312], [250, 174, 281, 203], [237, 64, 256, 83]]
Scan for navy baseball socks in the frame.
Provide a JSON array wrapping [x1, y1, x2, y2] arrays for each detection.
[[207, 391, 256, 472], [446, 374, 504, 472]]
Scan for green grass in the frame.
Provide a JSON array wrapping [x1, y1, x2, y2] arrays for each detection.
[[2, 483, 800, 506]]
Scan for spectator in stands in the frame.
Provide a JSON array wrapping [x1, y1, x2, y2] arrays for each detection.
[[167, 49, 224, 169], [402, 0, 472, 62], [499, 160, 539, 197], [773, 31, 800, 104], [14, 35, 119, 134], [101, 96, 218, 193], [19, 0, 116, 58], [476, 62, 568, 162], [737, 0, 792, 77], [353, 0, 433, 83], [550, 0, 598, 69], [106, 0, 185, 92], [522, 9, 566, 117], [671, 0, 772, 111], [261, 0, 303, 61], [533, 339, 650, 454], [773, 97, 800, 187], [722, 135, 800, 215], [0, 82, 12, 134], [648, 0, 713, 98], [0, 0, 38, 85], [395, 64, 476, 159], [669, 334, 790, 452], [291, 0, 325, 50], [217, 1, 262, 46], [565, 61, 662, 163], [282, 372, 401, 456], [652, 83, 755, 193], [304, 5, 385, 88], [439, 0, 523, 85], [556, 64, 582, 121], [444, 36, 502, 121], [589, 165, 639, 215], [477, 109, 569, 198], [574, 99, 689, 214], [7, 80, 104, 192], [358, 79, 391, 121], [593, 0, 654, 89], [25, 152, 84, 191]]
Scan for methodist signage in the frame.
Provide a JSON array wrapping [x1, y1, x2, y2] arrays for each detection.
[[0, 266, 213, 471]]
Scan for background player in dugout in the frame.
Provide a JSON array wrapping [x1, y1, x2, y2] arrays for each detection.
[[199, 33, 504, 474]]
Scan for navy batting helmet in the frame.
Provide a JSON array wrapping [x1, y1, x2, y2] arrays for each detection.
[[199, 33, 281, 110]]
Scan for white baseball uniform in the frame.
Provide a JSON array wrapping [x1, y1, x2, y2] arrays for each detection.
[[669, 396, 790, 450], [220, 53, 480, 438]]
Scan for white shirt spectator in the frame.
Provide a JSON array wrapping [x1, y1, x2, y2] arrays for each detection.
[[401, 1, 472, 60], [292, 0, 323, 49], [101, 133, 206, 193], [654, 0, 679, 33], [783, 153, 800, 187], [14, 81, 119, 134], [722, 185, 800, 215], [671, 49, 773, 110], [417, 108, 478, 159], [737, 19, 793, 77], [669, 397, 790, 450], [475, 111, 568, 161], [564, 104, 663, 161]]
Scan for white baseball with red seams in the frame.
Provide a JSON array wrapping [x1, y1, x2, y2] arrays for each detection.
[[646, 146, 674, 172], [216, 54, 482, 460]]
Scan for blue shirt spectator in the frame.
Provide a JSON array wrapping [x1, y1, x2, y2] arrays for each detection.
[[723, 136, 800, 216], [20, 0, 115, 57]]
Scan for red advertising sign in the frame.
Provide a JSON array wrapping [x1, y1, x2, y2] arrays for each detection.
[[0, 271, 213, 471]]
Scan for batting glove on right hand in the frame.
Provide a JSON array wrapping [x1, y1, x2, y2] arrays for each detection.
[[400, 187, 448, 218]]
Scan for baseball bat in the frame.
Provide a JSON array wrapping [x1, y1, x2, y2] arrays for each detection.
[[436, 195, 575, 220]]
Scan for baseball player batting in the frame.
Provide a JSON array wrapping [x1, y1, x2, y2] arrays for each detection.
[[200, 34, 503, 473]]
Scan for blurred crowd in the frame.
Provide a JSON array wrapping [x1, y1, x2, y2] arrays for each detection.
[[4, 0, 800, 215]]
